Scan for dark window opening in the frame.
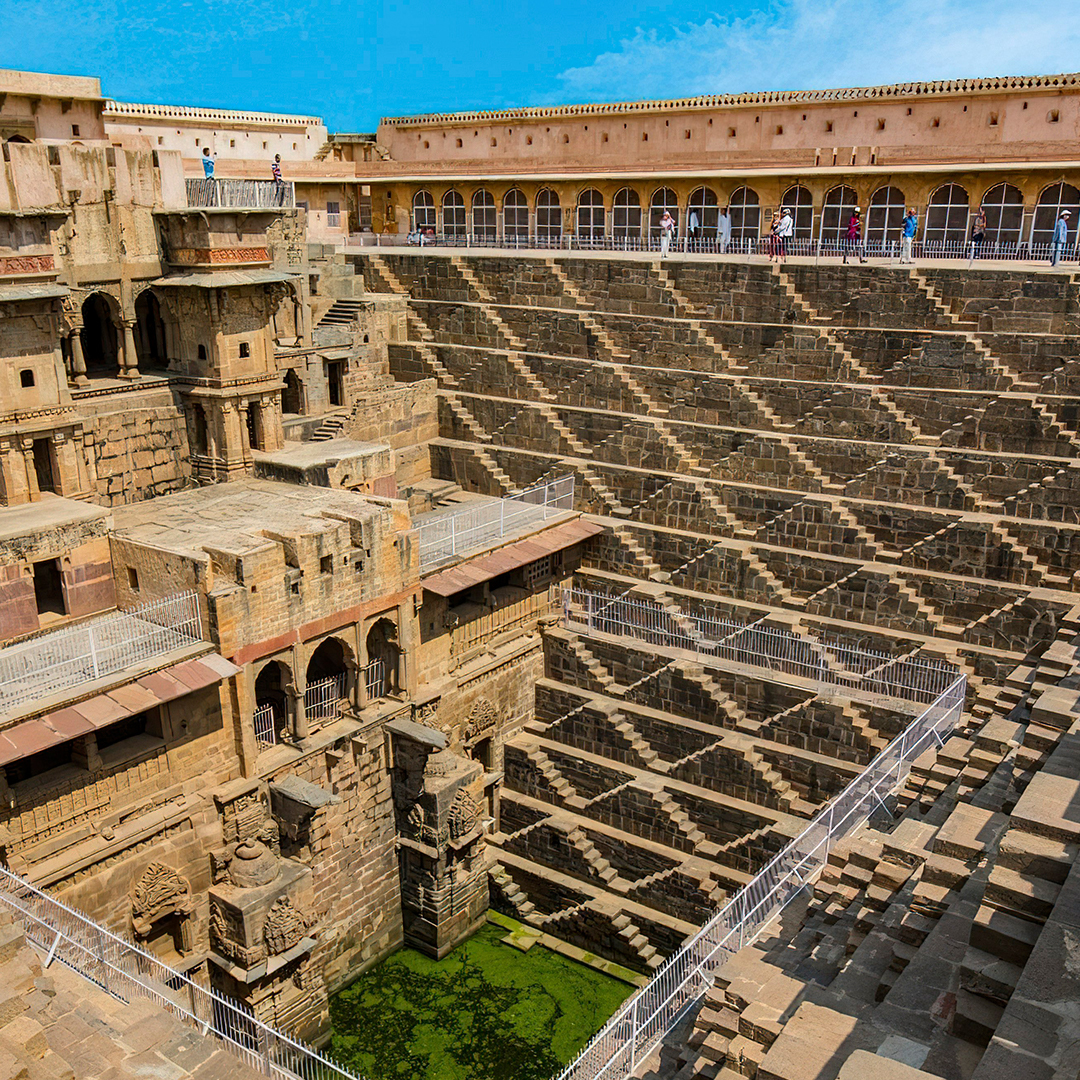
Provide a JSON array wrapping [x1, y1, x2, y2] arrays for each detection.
[[825, 121, 833, 132], [135, 291, 168, 369], [197, 344, 207, 361], [245, 406, 260, 452], [238, 342, 250, 359], [326, 361, 345, 407], [128, 567, 140, 591], [32, 439, 55, 493], [71, 124, 80, 137], [282, 368, 302, 414], [80, 293, 118, 373], [6, 742, 74, 786], [97, 709, 162, 751], [33, 559, 65, 617], [728, 128, 736, 138], [775, 125, 783, 135], [191, 405, 208, 456], [1049, 110, 1060, 123], [19, 370, 34, 388], [473, 736, 493, 771], [320, 555, 333, 574]]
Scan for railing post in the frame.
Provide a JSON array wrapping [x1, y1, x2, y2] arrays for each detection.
[[88, 625, 101, 680]]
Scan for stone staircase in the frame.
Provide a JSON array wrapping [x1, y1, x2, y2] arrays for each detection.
[[315, 297, 366, 327], [310, 414, 347, 442]]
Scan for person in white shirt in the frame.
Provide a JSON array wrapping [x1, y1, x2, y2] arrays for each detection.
[[719, 207, 732, 254], [774, 207, 794, 262], [659, 211, 676, 258]]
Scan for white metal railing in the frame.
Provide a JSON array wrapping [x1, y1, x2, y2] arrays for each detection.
[[185, 178, 296, 209], [416, 475, 575, 569], [0, 592, 204, 715], [253, 703, 280, 748], [304, 673, 346, 721], [364, 657, 386, 701], [562, 586, 958, 707], [556, 672, 966, 1080], [0, 863, 362, 1080], [346, 230, 1080, 264]]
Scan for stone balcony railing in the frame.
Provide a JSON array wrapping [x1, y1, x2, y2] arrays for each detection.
[[450, 586, 558, 663], [185, 178, 295, 209]]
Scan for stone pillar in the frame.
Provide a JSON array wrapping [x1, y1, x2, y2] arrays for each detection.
[[259, 397, 283, 452], [69, 330, 89, 387], [21, 440, 39, 502], [121, 320, 141, 379], [397, 599, 417, 697], [289, 682, 309, 740], [71, 734, 102, 772]]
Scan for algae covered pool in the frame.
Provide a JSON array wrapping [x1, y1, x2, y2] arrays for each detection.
[[328, 920, 636, 1080]]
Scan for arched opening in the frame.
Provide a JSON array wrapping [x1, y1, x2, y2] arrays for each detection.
[[536, 189, 562, 245], [867, 186, 906, 248], [305, 638, 349, 721], [576, 189, 605, 242], [365, 618, 400, 701], [980, 183, 1024, 249], [612, 188, 642, 241], [254, 661, 290, 748], [5, 135, 31, 145], [649, 187, 679, 240], [1033, 182, 1080, 249], [687, 187, 720, 249], [134, 291, 167, 369], [728, 187, 760, 247], [80, 293, 119, 374], [820, 185, 859, 247], [412, 190, 436, 233], [282, 368, 302, 415], [780, 186, 814, 240], [472, 189, 496, 239], [442, 190, 466, 237], [503, 189, 529, 242], [925, 184, 971, 250]]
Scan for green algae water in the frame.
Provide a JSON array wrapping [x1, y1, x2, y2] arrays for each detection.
[[328, 923, 634, 1080]]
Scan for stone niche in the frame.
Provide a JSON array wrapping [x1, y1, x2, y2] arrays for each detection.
[[130, 861, 195, 960], [389, 718, 490, 958]]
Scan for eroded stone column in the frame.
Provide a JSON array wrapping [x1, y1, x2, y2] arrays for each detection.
[[121, 320, 141, 379]]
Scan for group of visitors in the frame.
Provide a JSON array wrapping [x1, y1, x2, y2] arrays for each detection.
[[201, 148, 290, 205], [660, 206, 736, 257]]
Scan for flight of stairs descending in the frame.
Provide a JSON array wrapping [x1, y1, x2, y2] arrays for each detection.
[[316, 297, 366, 327], [309, 414, 347, 442]]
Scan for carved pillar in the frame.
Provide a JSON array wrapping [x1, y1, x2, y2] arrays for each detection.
[[259, 396, 283, 452], [288, 682, 309, 741], [21, 440, 39, 502], [68, 329, 89, 387], [121, 320, 141, 379]]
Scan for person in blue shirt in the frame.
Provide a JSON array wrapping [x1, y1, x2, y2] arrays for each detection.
[[1050, 210, 1071, 266], [201, 147, 216, 179], [901, 208, 917, 264]]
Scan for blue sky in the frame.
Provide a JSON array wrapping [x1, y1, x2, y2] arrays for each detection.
[[4, 0, 1080, 130]]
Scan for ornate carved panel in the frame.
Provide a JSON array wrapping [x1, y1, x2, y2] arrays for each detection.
[[263, 896, 314, 956]]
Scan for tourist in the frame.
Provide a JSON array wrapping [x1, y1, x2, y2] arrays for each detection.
[[775, 207, 793, 262], [768, 209, 781, 261], [843, 206, 865, 264], [201, 146, 216, 179], [971, 206, 987, 259], [271, 154, 285, 204], [1051, 210, 1071, 266], [901, 207, 918, 263], [719, 207, 732, 254], [688, 209, 700, 251], [659, 211, 675, 258]]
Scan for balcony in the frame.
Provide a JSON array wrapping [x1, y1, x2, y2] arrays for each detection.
[[185, 178, 295, 209], [0, 592, 204, 716], [450, 586, 558, 664], [415, 476, 575, 570]]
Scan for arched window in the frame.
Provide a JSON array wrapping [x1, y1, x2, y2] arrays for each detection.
[[1032, 182, 1080, 249], [503, 189, 529, 241], [687, 187, 720, 248], [780, 185, 814, 239], [728, 187, 760, 246], [820, 185, 859, 246], [366, 619, 400, 700], [305, 638, 350, 721], [442, 190, 466, 237], [576, 189, 605, 241], [980, 183, 1024, 249], [649, 187, 679, 239], [612, 188, 642, 241], [254, 661, 290, 748], [412, 190, 436, 232], [866, 186, 906, 248], [135, 290, 167, 369], [471, 189, 496, 239], [925, 184, 970, 249], [536, 188, 562, 244]]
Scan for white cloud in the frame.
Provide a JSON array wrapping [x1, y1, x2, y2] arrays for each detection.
[[555, 0, 1080, 103]]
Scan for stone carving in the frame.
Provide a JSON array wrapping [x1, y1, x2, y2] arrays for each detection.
[[227, 839, 280, 889], [0, 255, 55, 275], [448, 788, 480, 841], [263, 896, 314, 955], [131, 862, 188, 924], [170, 246, 270, 265], [423, 748, 457, 778], [407, 801, 425, 833], [465, 699, 499, 740]]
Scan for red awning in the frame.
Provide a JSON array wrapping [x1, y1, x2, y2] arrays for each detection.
[[421, 518, 605, 598], [0, 653, 239, 767]]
